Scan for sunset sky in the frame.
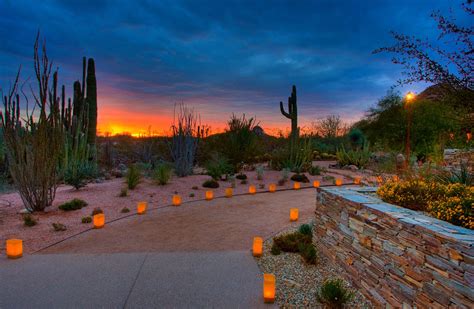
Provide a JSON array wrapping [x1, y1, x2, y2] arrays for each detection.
[[0, 0, 468, 136]]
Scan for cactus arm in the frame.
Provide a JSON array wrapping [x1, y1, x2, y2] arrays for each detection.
[[280, 101, 291, 119]]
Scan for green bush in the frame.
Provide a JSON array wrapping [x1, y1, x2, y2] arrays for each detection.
[[273, 232, 312, 253], [202, 179, 219, 188], [298, 242, 317, 264], [317, 278, 354, 308], [236, 173, 247, 180], [308, 165, 323, 176], [52, 222, 67, 231], [91, 207, 103, 216], [205, 155, 232, 180], [126, 164, 141, 189], [58, 198, 88, 211], [81, 216, 92, 223], [63, 161, 96, 190], [119, 187, 128, 197], [336, 143, 371, 168], [437, 163, 473, 186], [290, 173, 309, 183], [121, 207, 130, 213], [271, 242, 281, 255], [153, 163, 172, 185], [298, 223, 313, 236], [23, 214, 37, 227]]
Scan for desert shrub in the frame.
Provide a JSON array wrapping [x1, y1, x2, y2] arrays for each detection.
[[298, 242, 317, 264], [119, 187, 128, 197], [323, 175, 335, 182], [236, 173, 247, 180], [317, 278, 354, 308], [308, 165, 323, 176], [63, 160, 96, 190], [436, 163, 473, 186], [271, 138, 313, 172], [271, 242, 281, 255], [52, 223, 67, 231], [291, 173, 310, 183], [152, 163, 172, 185], [427, 183, 473, 229], [336, 143, 371, 168], [298, 223, 313, 236], [202, 179, 219, 188], [256, 165, 264, 180], [81, 216, 92, 223], [121, 207, 130, 213], [23, 214, 37, 227], [58, 198, 88, 211], [91, 207, 103, 216], [205, 155, 232, 180], [189, 193, 195, 197], [273, 231, 312, 253], [377, 179, 444, 211], [126, 164, 141, 189]]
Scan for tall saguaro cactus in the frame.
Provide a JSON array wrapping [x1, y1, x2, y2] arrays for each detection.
[[86, 58, 97, 147], [280, 85, 299, 141]]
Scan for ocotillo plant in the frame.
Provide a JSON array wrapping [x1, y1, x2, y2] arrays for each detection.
[[0, 35, 64, 212]]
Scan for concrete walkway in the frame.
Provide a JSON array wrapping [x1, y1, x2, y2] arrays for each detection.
[[0, 189, 316, 308]]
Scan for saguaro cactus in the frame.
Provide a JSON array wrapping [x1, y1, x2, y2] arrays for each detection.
[[280, 85, 299, 140], [86, 58, 97, 147]]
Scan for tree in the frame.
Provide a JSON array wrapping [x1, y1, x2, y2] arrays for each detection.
[[313, 115, 348, 138], [373, 1, 473, 93]]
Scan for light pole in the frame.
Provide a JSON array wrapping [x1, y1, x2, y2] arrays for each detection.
[[404, 92, 415, 169]]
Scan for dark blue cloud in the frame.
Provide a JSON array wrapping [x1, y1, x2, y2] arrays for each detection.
[[0, 0, 468, 130]]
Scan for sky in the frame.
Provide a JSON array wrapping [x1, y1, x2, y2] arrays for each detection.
[[0, 0, 468, 136]]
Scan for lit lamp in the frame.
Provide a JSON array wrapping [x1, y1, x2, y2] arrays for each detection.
[[6, 239, 22, 259], [263, 274, 276, 303], [253, 237, 263, 257], [137, 201, 147, 215], [205, 190, 214, 200], [290, 208, 299, 221], [354, 176, 361, 185], [313, 180, 320, 188], [335, 178, 343, 186], [225, 188, 233, 198], [249, 185, 256, 194], [172, 195, 181, 206], [269, 184, 276, 192], [93, 213, 105, 229], [293, 182, 301, 190]]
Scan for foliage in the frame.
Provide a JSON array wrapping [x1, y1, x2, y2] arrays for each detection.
[[119, 187, 128, 197], [91, 207, 103, 216], [427, 183, 474, 229], [272, 138, 313, 172], [436, 163, 473, 186], [271, 242, 281, 255], [221, 114, 259, 171], [189, 193, 195, 197], [58, 198, 88, 211], [81, 216, 92, 223], [273, 231, 312, 253], [256, 165, 264, 180], [52, 222, 67, 231], [298, 242, 317, 264], [236, 173, 247, 180], [0, 35, 64, 212], [373, 1, 473, 91], [314, 115, 348, 139], [152, 162, 172, 185], [120, 207, 130, 213], [63, 161, 96, 190], [308, 165, 323, 176], [336, 143, 371, 168], [298, 223, 313, 236], [23, 214, 37, 227], [317, 278, 354, 308], [170, 104, 205, 177], [202, 179, 219, 188], [378, 179, 473, 229], [126, 164, 141, 190], [290, 173, 309, 183], [347, 128, 366, 149], [205, 154, 232, 180]]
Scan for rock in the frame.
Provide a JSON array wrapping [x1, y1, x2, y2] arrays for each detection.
[[18, 208, 30, 214], [396, 153, 405, 170], [348, 165, 358, 171]]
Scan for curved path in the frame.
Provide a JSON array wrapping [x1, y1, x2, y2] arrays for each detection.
[[1, 189, 316, 308]]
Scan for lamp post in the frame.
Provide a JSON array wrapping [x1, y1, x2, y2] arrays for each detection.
[[404, 92, 415, 169]]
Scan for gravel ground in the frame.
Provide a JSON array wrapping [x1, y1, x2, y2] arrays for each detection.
[[255, 225, 373, 308]]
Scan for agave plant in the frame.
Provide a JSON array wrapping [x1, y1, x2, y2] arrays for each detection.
[[436, 163, 473, 186]]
